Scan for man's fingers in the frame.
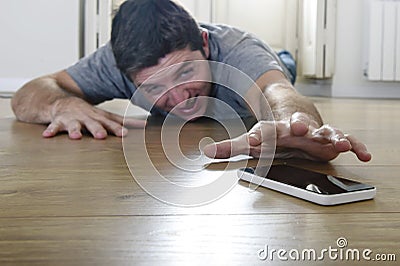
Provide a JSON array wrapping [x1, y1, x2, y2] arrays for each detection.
[[203, 140, 232, 159], [42, 122, 62, 138], [98, 109, 147, 128], [44, 120, 83, 140], [248, 132, 262, 146], [312, 125, 349, 147], [43, 120, 84, 139], [203, 135, 250, 159], [42, 97, 147, 139], [95, 117, 128, 137], [347, 134, 372, 162], [123, 117, 147, 128], [204, 121, 278, 159], [96, 109, 147, 129], [331, 133, 352, 153], [82, 119, 108, 139], [248, 120, 277, 146], [43, 116, 145, 140], [85, 111, 146, 137], [66, 120, 83, 140], [290, 112, 310, 136], [103, 111, 124, 124], [312, 125, 333, 143]]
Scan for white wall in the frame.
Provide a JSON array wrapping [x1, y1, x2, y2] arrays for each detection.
[[0, 0, 81, 93], [179, 0, 212, 22], [3, 0, 397, 98], [181, 0, 297, 54], [211, 0, 297, 54], [332, 0, 400, 98]]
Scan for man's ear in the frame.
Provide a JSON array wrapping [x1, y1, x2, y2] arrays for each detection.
[[201, 30, 210, 58]]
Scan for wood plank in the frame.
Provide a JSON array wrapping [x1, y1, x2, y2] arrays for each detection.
[[1, 93, 400, 265], [0, 165, 398, 217], [2, 95, 400, 217], [0, 214, 398, 265], [1, 117, 399, 216], [0, 98, 14, 119]]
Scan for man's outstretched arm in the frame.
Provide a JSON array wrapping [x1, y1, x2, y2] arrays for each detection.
[[11, 70, 145, 139], [204, 70, 372, 162]]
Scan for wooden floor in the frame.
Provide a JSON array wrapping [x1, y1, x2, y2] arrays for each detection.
[[0, 97, 399, 265]]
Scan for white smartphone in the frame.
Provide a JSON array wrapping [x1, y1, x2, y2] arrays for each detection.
[[238, 164, 376, 206]]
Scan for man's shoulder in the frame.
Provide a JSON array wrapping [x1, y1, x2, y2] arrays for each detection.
[[92, 42, 115, 62], [200, 23, 255, 60], [201, 23, 273, 64], [200, 22, 248, 40]]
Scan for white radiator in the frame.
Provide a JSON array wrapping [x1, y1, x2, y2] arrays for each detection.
[[367, 0, 400, 81]]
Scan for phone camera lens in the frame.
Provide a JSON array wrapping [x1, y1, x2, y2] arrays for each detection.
[[243, 167, 255, 174]]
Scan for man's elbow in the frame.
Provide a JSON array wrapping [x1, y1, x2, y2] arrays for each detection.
[[11, 89, 28, 122]]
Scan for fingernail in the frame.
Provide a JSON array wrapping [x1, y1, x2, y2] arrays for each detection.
[[203, 143, 217, 158], [42, 131, 52, 138], [249, 133, 260, 141], [95, 131, 107, 139], [364, 151, 372, 157], [121, 127, 128, 136], [291, 118, 303, 124], [334, 137, 344, 143]]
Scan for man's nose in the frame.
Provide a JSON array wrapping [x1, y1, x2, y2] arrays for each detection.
[[167, 86, 189, 105]]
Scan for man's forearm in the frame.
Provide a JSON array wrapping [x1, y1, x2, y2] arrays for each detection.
[[11, 76, 70, 124], [263, 83, 323, 125]]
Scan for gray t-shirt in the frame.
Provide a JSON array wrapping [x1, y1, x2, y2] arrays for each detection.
[[66, 23, 291, 119]]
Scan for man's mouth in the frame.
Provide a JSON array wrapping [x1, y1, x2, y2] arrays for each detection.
[[176, 94, 199, 112], [184, 94, 199, 109]]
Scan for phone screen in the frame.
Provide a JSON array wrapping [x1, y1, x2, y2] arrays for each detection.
[[242, 165, 375, 195]]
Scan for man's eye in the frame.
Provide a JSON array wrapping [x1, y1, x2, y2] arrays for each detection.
[[180, 68, 193, 78], [145, 86, 164, 95]]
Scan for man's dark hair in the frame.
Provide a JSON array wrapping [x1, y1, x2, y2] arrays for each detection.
[[111, 0, 205, 76]]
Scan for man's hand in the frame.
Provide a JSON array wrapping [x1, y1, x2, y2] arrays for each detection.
[[203, 112, 372, 162], [42, 97, 146, 139], [12, 71, 146, 139]]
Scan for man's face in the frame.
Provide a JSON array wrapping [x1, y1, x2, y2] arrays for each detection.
[[131, 46, 212, 120]]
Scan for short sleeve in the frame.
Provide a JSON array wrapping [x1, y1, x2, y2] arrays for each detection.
[[66, 43, 136, 104], [222, 36, 291, 84], [204, 23, 292, 95]]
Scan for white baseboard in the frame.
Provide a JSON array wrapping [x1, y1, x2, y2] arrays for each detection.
[[295, 77, 400, 99], [332, 84, 400, 99]]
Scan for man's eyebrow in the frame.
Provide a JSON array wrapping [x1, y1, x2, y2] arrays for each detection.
[[172, 61, 195, 80], [175, 61, 193, 73], [136, 61, 194, 87], [137, 83, 152, 89]]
